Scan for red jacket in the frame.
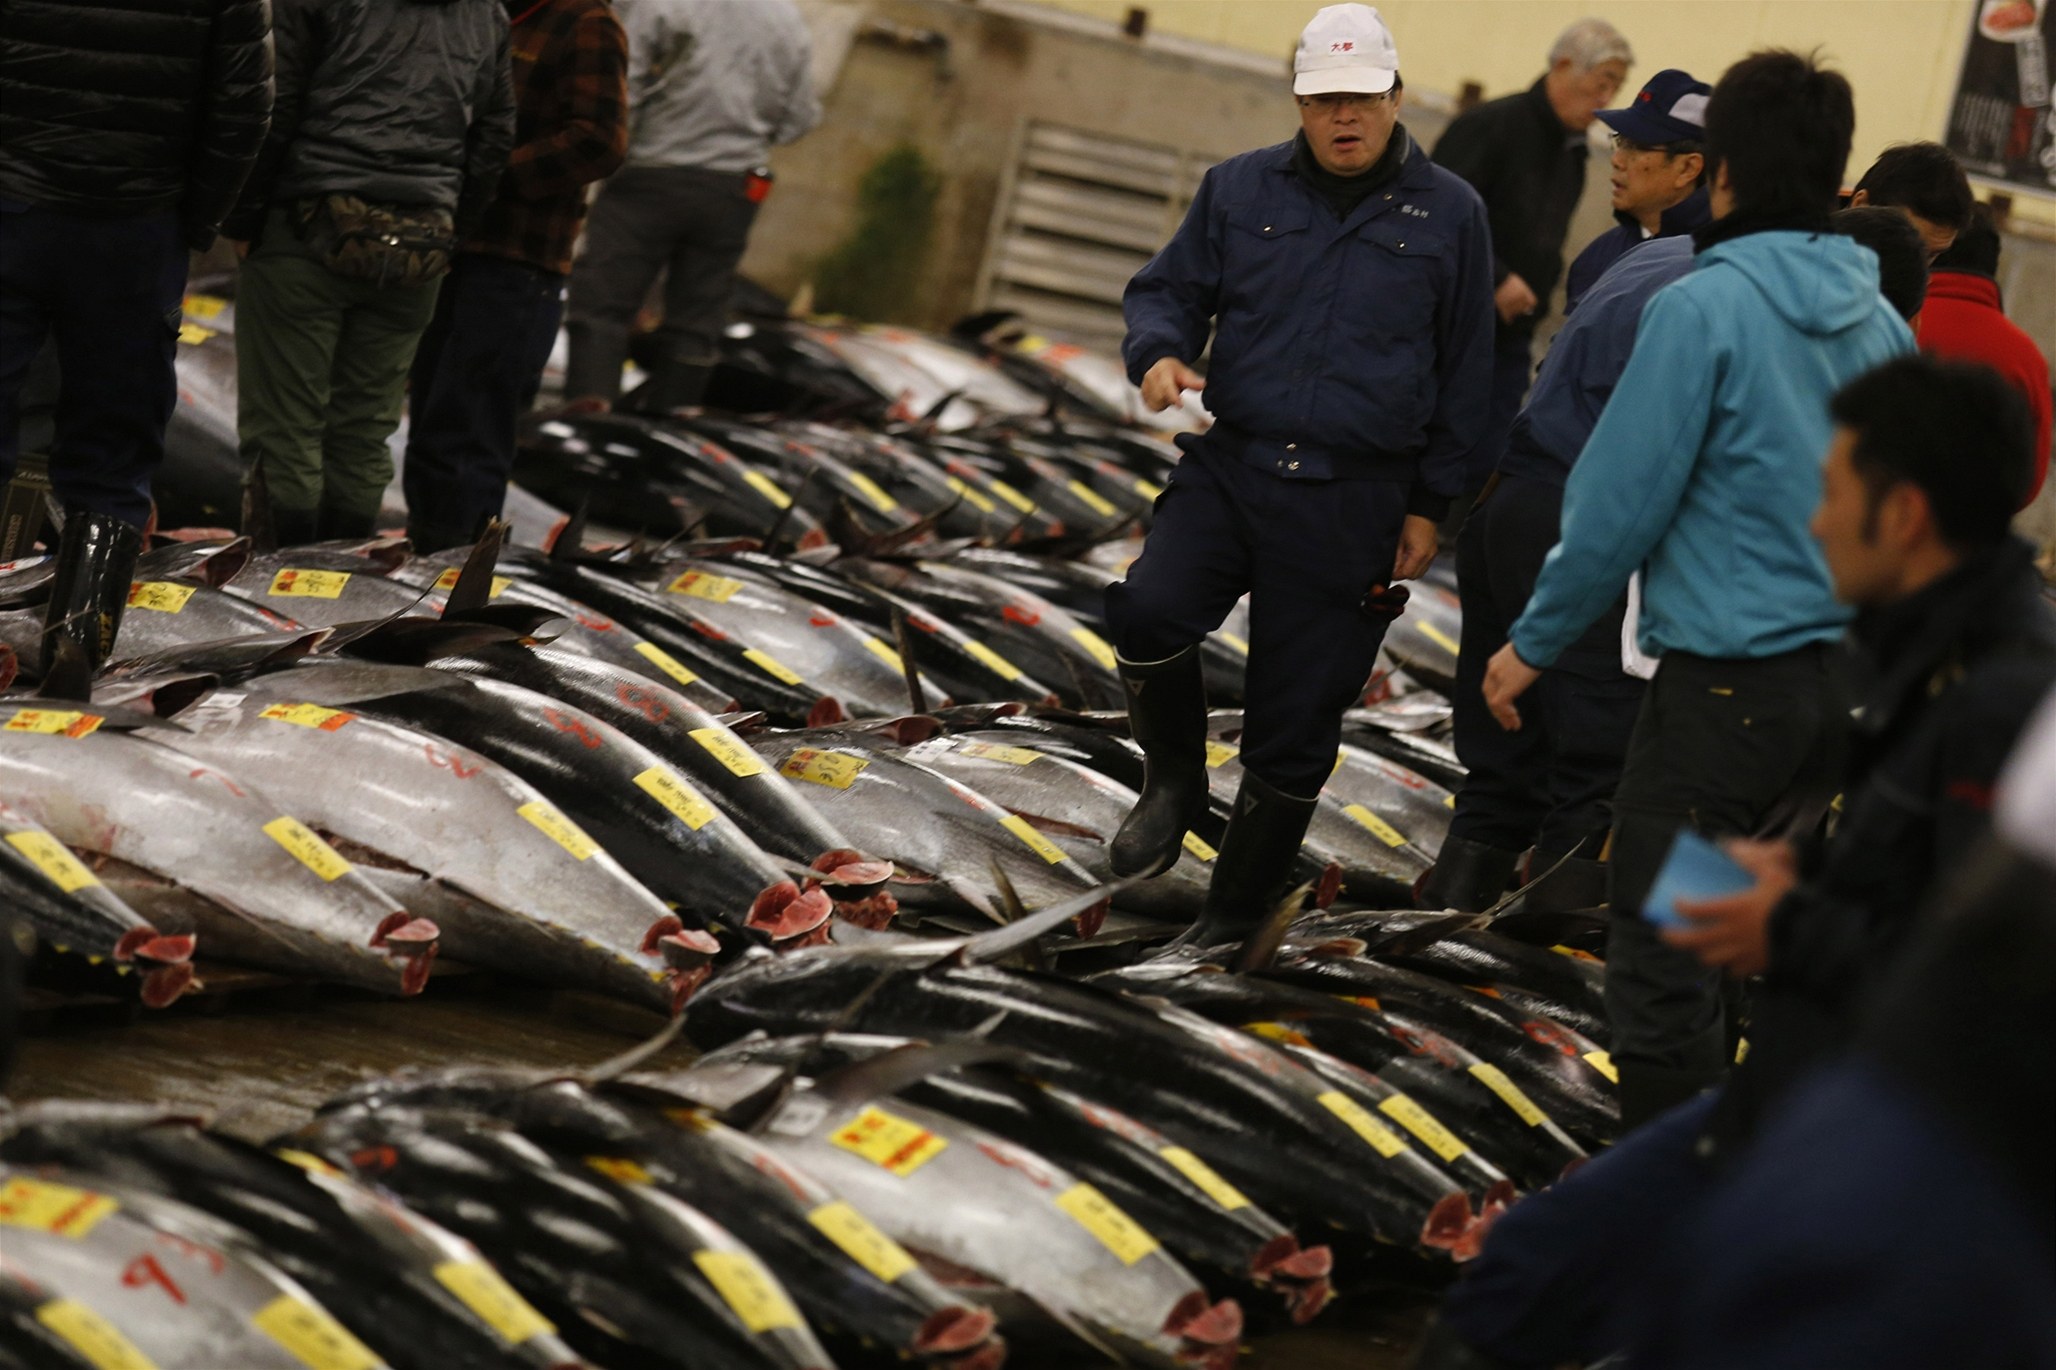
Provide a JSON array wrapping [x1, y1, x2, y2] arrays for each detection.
[[1919, 271, 2052, 505]]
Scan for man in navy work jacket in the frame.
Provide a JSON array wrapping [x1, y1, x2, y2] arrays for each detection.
[[1562, 67, 1711, 313], [1105, 2, 1494, 947]]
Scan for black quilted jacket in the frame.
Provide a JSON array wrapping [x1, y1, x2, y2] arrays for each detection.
[[0, 0, 274, 249]]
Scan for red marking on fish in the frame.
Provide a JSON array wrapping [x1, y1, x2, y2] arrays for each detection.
[[543, 707, 604, 749], [121, 1255, 186, 1304], [186, 767, 247, 797], [749, 1153, 813, 1204], [1520, 1019, 1583, 1058], [423, 743, 481, 779], [974, 1140, 1055, 1189], [153, 1232, 224, 1275], [615, 683, 671, 724], [1002, 605, 1040, 627], [808, 614, 837, 628]]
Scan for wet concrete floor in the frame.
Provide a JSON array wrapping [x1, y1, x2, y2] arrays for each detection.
[[11, 971, 1433, 1368]]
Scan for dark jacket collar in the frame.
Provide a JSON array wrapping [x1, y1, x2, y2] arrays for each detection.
[[1693, 203, 1832, 254], [1927, 270, 2004, 311], [1525, 77, 1566, 133], [1611, 183, 1712, 239], [1849, 537, 2052, 738], [1268, 126, 1432, 192]]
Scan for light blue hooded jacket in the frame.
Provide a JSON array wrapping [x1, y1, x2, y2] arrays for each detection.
[[1511, 229, 1915, 666]]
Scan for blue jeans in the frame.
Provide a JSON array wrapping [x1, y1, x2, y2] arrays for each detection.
[[404, 253, 564, 545], [0, 203, 186, 524]]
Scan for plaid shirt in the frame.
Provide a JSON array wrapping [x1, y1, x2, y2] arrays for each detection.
[[465, 0, 629, 275]]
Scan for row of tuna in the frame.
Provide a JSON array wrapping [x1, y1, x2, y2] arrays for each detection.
[[1, 882, 1615, 1369]]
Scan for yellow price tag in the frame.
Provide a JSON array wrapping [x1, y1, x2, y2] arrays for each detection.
[[1055, 1183, 1159, 1265], [1418, 621, 1461, 656], [585, 1155, 653, 1186], [251, 1294, 381, 1370], [1133, 476, 1165, 500], [956, 740, 1042, 766], [1444, 793, 1457, 809], [177, 322, 215, 345], [1068, 626, 1118, 671], [862, 636, 905, 673], [1583, 1050, 1619, 1083], [1181, 831, 1218, 862], [742, 469, 793, 508], [1316, 1090, 1407, 1159], [634, 767, 718, 831], [846, 472, 899, 513], [743, 647, 803, 685], [1378, 1093, 1469, 1162], [808, 1201, 916, 1283], [1467, 1062, 1549, 1127], [1066, 478, 1119, 517], [986, 478, 1038, 514], [690, 727, 765, 778], [433, 1259, 555, 1345], [945, 475, 998, 513], [36, 1300, 159, 1370], [634, 641, 701, 687], [1217, 631, 1250, 656], [1735, 1037, 1750, 1065], [693, 1250, 802, 1335], [4, 709, 103, 737], [1246, 1020, 1312, 1047], [259, 703, 356, 732], [961, 638, 1024, 682], [431, 568, 512, 599], [268, 569, 352, 599], [0, 1176, 119, 1238], [1000, 814, 1067, 865], [830, 1106, 947, 1176], [518, 801, 599, 860], [1343, 804, 1408, 848], [128, 581, 196, 613], [1204, 741, 1239, 768], [666, 570, 745, 603], [264, 817, 351, 882], [273, 1149, 343, 1177], [184, 294, 228, 319], [1551, 943, 1601, 963], [779, 747, 868, 790], [1157, 1146, 1248, 1211], [6, 830, 100, 893]]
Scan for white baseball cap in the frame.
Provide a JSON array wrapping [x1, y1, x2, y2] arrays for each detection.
[[1294, 4, 1400, 97]]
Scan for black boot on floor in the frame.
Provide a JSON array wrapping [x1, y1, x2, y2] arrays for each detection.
[[41, 507, 143, 672], [626, 358, 713, 414], [1616, 1059, 1719, 1132], [1404, 1316, 1521, 1370], [1414, 833, 1522, 911], [1109, 645, 1209, 878], [316, 502, 380, 541], [1175, 770, 1319, 950], [1520, 850, 1612, 914], [271, 503, 320, 549]]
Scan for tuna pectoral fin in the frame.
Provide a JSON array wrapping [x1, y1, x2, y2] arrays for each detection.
[[811, 1039, 1035, 1107], [948, 876, 1134, 968], [439, 519, 506, 615]]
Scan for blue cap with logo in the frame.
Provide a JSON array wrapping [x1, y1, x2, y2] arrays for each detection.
[[1597, 68, 1711, 145]]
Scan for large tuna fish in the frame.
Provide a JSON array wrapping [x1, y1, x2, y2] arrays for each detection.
[[0, 704, 436, 994], [0, 1101, 595, 1370], [219, 546, 435, 627], [0, 1163, 393, 1370]]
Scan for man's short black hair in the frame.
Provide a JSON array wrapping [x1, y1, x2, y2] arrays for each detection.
[[1703, 50, 1854, 221], [1832, 206, 1929, 322], [1933, 201, 2002, 276], [1830, 356, 2033, 549], [1854, 142, 1976, 232]]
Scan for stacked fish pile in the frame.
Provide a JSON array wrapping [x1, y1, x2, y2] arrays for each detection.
[[0, 311, 1612, 1367]]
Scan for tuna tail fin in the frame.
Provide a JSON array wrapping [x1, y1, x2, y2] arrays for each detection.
[[891, 602, 929, 715], [439, 520, 506, 616], [810, 1038, 1035, 1107], [578, 1013, 691, 1086], [1230, 882, 1313, 975], [950, 878, 1135, 967], [984, 859, 1046, 971]]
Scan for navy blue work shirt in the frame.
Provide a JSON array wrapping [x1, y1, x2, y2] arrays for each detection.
[[1121, 128, 1495, 510]]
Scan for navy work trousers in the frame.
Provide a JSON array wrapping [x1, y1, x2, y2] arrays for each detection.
[[404, 253, 565, 546], [1448, 472, 1642, 856], [1466, 327, 1535, 491], [0, 204, 186, 525], [1103, 437, 1406, 796]]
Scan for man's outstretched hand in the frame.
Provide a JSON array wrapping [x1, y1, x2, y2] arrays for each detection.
[[1141, 357, 1205, 412]]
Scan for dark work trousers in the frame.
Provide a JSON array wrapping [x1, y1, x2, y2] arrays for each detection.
[[1448, 473, 1643, 857], [1103, 438, 1407, 797], [0, 203, 186, 525], [1472, 327, 1535, 489], [404, 253, 565, 547], [563, 165, 759, 403], [1605, 646, 1846, 1118], [1440, 1091, 1718, 1367]]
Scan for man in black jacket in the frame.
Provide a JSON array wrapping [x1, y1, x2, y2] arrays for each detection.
[[1411, 353, 2056, 1370], [0, 0, 272, 668], [225, 0, 512, 545], [1433, 17, 1630, 492]]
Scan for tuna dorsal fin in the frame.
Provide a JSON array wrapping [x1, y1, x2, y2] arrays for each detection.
[[951, 879, 1133, 967], [985, 859, 1047, 972], [188, 537, 254, 588], [891, 602, 928, 716], [1231, 882, 1313, 974], [811, 1039, 1032, 1106], [579, 1013, 689, 1085], [440, 520, 506, 616], [549, 498, 590, 562]]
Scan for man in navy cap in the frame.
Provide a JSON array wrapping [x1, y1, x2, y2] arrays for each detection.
[[1108, 3, 1494, 946], [1563, 68, 1712, 312]]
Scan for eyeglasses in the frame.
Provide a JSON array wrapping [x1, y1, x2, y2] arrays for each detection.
[[1300, 91, 1394, 114]]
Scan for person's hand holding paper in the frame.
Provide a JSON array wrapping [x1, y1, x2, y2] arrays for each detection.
[[1652, 834, 1799, 977]]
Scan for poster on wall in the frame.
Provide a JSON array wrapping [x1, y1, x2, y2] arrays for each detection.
[[1947, 0, 2056, 195]]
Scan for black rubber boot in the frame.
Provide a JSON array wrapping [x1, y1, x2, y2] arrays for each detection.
[[1176, 770, 1319, 949], [1404, 1316, 1521, 1370], [406, 519, 481, 556], [271, 504, 320, 548], [1616, 1059, 1718, 1133], [1414, 833, 1522, 912], [1521, 851, 1611, 914], [316, 502, 380, 541], [1109, 646, 1209, 878], [41, 507, 142, 671], [627, 358, 713, 414]]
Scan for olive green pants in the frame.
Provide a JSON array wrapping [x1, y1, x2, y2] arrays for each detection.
[[235, 208, 442, 527]]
